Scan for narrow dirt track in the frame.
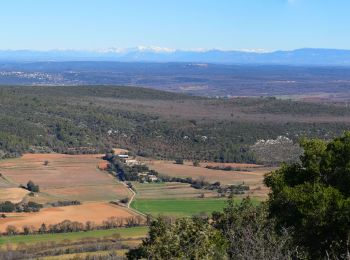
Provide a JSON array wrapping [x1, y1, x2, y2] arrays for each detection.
[[120, 181, 146, 217]]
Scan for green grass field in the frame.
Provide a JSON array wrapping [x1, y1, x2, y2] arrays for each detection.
[[0, 226, 148, 246], [131, 199, 229, 217]]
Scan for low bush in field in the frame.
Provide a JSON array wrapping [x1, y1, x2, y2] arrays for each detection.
[[205, 165, 250, 172], [48, 200, 81, 207], [0, 201, 42, 213]]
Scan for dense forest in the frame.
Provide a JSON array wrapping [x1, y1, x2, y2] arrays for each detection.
[[0, 85, 350, 164]]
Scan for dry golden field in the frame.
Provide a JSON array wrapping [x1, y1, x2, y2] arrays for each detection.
[[0, 188, 29, 203]]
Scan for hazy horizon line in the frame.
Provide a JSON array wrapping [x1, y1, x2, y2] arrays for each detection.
[[1, 46, 350, 54]]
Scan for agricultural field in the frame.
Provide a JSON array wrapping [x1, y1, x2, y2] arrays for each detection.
[[0, 226, 148, 247], [0, 202, 136, 233], [128, 159, 270, 217], [0, 153, 139, 234], [142, 159, 273, 199], [0, 188, 29, 203], [133, 182, 218, 199], [131, 182, 259, 217], [0, 153, 132, 203], [0, 226, 148, 259], [0, 173, 13, 188], [131, 198, 256, 217]]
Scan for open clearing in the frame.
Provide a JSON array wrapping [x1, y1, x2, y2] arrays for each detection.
[[143, 159, 274, 198], [0, 153, 131, 203], [132, 199, 230, 217], [0, 202, 137, 232]]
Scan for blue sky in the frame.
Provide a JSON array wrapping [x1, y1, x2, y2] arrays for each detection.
[[1, 0, 349, 51]]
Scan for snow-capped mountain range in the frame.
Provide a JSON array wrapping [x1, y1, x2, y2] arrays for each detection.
[[1, 47, 350, 66]]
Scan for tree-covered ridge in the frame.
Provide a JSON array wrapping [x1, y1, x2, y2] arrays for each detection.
[[0, 85, 350, 164]]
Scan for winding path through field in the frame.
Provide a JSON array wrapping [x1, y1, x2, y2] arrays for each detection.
[[121, 181, 146, 217]]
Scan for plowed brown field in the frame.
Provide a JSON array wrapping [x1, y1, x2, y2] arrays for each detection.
[[0, 154, 131, 203]]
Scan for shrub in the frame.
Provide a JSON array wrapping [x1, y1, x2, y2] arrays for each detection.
[[175, 158, 184, 165], [49, 200, 81, 207], [120, 198, 129, 204], [27, 180, 39, 192], [193, 160, 200, 167], [0, 201, 15, 212]]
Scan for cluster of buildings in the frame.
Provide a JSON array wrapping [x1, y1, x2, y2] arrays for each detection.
[[137, 172, 158, 183], [117, 154, 138, 166], [117, 154, 159, 182]]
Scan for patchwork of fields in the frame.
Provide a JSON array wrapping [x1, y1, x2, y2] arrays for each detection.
[[0, 153, 137, 232], [131, 182, 229, 216], [133, 182, 218, 199], [143, 159, 273, 199], [0, 153, 132, 203], [0, 152, 272, 258]]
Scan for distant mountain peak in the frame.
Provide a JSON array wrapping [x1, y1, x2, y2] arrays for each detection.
[[135, 46, 176, 53]]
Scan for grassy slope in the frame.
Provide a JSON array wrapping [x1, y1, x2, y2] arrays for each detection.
[[0, 226, 148, 246]]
